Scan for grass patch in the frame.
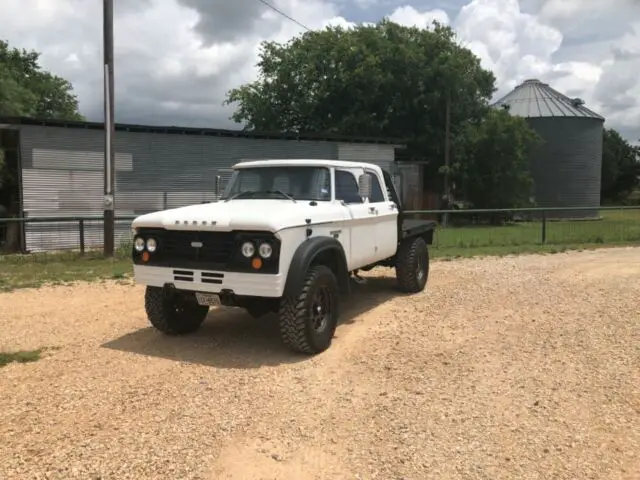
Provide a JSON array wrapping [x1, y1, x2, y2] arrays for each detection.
[[0, 250, 132, 292], [0, 349, 43, 367], [430, 242, 633, 260]]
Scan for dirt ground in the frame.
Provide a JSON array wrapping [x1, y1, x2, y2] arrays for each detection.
[[0, 247, 639, 480]]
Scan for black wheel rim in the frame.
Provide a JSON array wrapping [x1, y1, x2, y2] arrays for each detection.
[[171, 297, 187, 314], [166, 293, 192, 315], [310, 285, 332, 333], [415, 248, 426, 282]]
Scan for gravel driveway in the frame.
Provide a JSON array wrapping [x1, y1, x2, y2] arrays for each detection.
[[0, 247, 638, 480]]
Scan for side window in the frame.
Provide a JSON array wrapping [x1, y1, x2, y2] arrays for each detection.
[[335, 170, 362, 204], [367, 172, 385, 202]]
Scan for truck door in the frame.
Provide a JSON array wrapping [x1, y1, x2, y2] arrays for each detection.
[[334, 168, 376, 270], [363, 168, 398, 260]]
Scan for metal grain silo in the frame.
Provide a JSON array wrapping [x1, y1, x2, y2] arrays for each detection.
[[493, 79, 605, 219]]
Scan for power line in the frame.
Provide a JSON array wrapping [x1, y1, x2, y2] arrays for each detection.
[[256, 0, 310, 31]]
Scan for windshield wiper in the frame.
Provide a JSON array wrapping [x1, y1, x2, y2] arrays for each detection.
[[224, 190, 296, 203]]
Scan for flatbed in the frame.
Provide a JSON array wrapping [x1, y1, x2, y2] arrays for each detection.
[[401, 218, 437, 239]]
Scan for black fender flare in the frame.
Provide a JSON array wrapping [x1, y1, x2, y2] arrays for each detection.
[[283, 236, 350, 297]]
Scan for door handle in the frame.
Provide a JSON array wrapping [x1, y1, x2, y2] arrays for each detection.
[[369, 207, 377, 214]]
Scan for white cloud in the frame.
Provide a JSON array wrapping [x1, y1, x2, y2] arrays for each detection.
[[452, 0, 639, 140], [0, 0, 638, 141], [387, 5, 450, 28], [455, 0, 565, 95]]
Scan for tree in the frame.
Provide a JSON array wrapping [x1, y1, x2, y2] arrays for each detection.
[[0, 39, 84, 214], [225, 20, 495, 174], [452, 109, 541, 209], [601, 127, 639, 203], [0, 39, 83, 120]]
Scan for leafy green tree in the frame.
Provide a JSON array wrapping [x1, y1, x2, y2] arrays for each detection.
[[225, 20, 496, 175], [601, 127, 639, 203], [0, 39, 83, 120], [452, 109, 541, 209], [0, 39, 84, 213]]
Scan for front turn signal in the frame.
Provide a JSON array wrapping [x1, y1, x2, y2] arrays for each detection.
[[251, 257, 262, 270]]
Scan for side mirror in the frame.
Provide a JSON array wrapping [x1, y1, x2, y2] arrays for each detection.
[[358, 173, 372, 199], [214, 175, 222, 200]]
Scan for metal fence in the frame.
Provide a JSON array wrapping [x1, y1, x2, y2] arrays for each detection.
[[406, 206, 640, 253], [0, 216, 136, 254], [0, 205, 639, 255]]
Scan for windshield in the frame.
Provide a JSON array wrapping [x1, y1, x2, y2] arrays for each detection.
[[221, 166, 332, 201]]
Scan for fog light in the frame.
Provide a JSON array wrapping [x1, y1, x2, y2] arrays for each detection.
[[258, 242, 272, 259], [241, 241, 255, 257], [134, 237, 145, 252], [146, 237, 157, 253]]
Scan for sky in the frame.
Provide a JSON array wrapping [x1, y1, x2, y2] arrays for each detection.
[[1, 0, 639, 142]]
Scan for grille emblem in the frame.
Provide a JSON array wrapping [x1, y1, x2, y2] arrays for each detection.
[[191, 241, 203, 248]]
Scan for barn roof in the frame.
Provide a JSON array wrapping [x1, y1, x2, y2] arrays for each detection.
[[0, 116, 405, 146], [492, 79, 604, 120]]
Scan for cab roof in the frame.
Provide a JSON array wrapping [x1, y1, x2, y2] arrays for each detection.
[[233, 158, 384, 171]]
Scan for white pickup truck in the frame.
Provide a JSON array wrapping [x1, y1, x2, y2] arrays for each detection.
[[130, 159, 435, 354]]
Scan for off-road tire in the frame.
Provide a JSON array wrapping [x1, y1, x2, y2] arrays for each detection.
[[278, 265, 340, 354], [144, 286, 209, 335], [395, 236, 429, 293]]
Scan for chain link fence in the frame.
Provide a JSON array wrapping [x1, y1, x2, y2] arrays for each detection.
[[1, 206, 639, 255]]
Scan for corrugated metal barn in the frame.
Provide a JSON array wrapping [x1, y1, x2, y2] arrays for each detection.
[[493, 79, 605, 219], [0, 118, 404, 252]]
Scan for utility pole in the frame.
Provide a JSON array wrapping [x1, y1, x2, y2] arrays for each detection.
[[442, 88, 451, 227], [103, 0, 115, 256]]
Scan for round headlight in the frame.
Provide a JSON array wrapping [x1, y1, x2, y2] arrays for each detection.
[[258, 242, 272, 259], [241, 241, 255, 258], [146, 238, 157, 253], [134, 236, 145, 252]]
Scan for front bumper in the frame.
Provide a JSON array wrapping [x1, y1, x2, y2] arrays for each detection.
[[133, 265, 285, 298]]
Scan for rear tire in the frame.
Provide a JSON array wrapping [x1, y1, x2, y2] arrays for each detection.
[[395, 236, 429, 293], [278, 265, 340, 354], [144, 286, 209, 335]]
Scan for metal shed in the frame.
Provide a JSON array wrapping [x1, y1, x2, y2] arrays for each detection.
[[493, 79, 605, 219], [0, 117, 404, 252]]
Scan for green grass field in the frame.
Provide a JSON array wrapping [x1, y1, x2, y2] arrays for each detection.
[[432, 208, 640, 249], [0, 208, 638, 292]]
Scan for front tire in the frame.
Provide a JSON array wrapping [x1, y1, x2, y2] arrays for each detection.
[[144, 286, 209, 335], [278, 265, 340, 354], [395, 236, 429, 293]]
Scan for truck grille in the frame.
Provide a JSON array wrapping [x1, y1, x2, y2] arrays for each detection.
[[134, 227, 281, 274], [138, 228, 236, 265]]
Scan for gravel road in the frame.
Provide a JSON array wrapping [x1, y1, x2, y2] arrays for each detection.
[[0, 247, 639, 480]]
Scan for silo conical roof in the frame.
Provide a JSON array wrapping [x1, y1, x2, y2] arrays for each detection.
[[492, 79, 604, 120]]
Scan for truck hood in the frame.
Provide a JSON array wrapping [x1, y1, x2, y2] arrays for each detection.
[[131, 199, 342, 232]]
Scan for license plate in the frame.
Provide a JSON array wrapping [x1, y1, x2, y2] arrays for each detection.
[[195, 292, 221, 307]]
